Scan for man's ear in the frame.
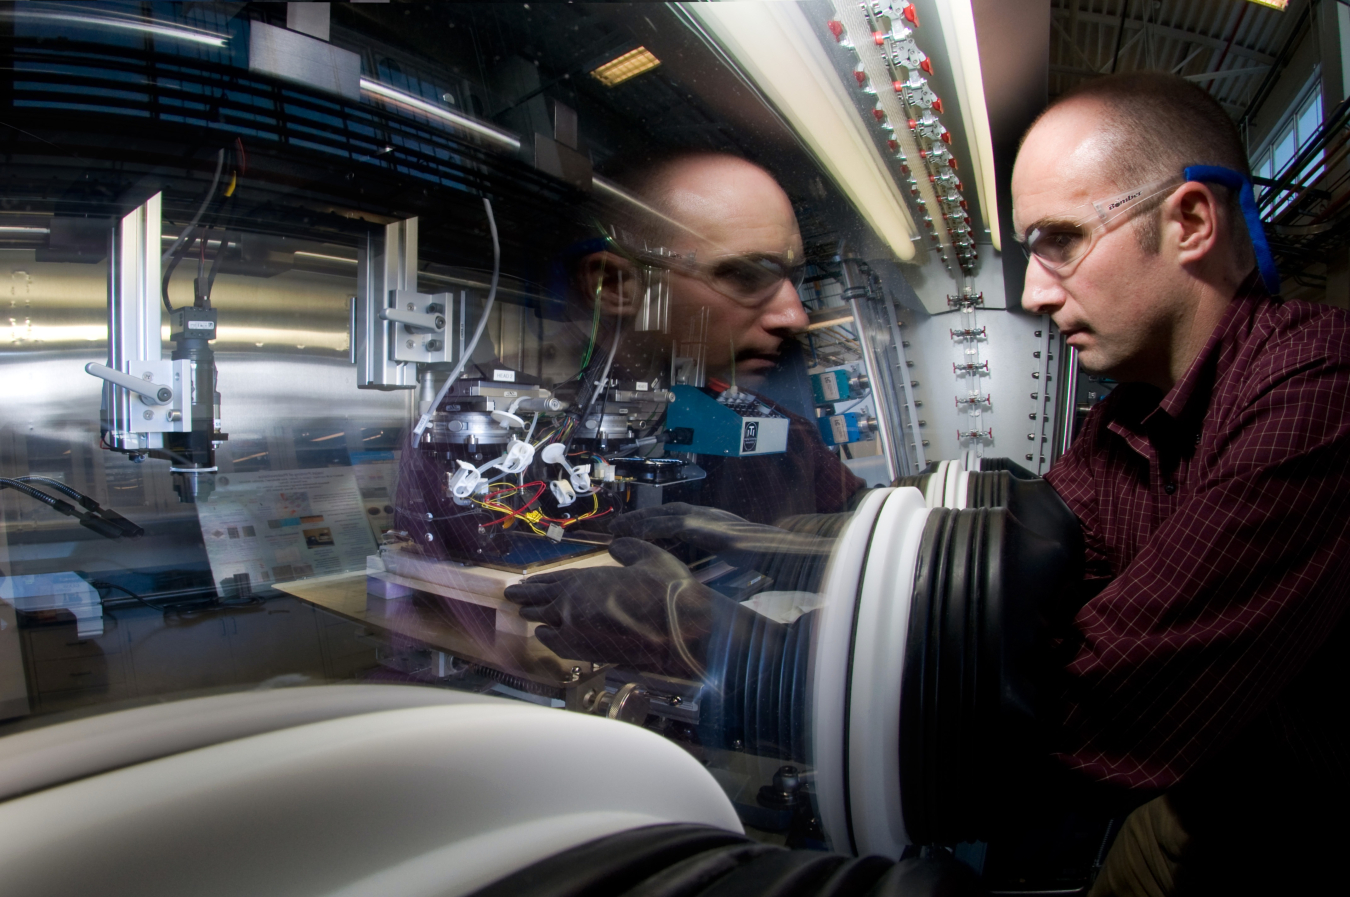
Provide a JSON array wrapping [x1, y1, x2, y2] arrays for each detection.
[[1167, 182, 1222, 267], [578, 251, 641, 317]]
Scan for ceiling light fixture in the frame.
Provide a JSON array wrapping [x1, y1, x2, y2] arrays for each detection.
[[590, 47, 662, 87], [1, 7, 228, 47], [685, 3, 916, 262], [933, 0, 1002, 252], [359, 79, 521, 151], [1246, 0, 1289, 10]]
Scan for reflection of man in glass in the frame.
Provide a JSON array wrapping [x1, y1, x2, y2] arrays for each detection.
[[587, 153, 810, 390], [578, 152, 865, 522], [507, 153, 858, 717]]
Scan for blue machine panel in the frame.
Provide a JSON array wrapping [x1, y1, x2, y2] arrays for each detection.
[[666, 385, 790, 457]]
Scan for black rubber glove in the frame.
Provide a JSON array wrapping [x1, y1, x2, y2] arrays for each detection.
[[609, 503, 841, 593], [609, 503, 834, 564], [503, 537, 734, 679]]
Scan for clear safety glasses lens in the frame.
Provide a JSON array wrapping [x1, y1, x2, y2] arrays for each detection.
[[1019, 224, 1094, 269], [707, 255, 806, 305]]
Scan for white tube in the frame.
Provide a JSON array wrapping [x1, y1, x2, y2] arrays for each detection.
[[411, 197, 500, 441]]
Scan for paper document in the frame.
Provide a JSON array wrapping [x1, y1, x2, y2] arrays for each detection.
[[197, 469, 376, 593]]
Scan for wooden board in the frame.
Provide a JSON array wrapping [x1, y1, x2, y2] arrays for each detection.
[[273, 554, 615, 690]]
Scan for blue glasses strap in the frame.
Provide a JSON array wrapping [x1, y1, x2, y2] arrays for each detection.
[[1183, 164, 1281, 296]]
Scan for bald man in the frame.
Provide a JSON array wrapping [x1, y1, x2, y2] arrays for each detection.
[[580, 152, 865, 521], [1013, 74, 1350, 894]]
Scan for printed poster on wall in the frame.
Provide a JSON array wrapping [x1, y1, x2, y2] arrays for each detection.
[[196, 468, 376, 593]]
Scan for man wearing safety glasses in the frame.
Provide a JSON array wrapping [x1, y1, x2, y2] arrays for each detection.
[[574, 152, 865, 522], [1014, 73, 1350, 894]]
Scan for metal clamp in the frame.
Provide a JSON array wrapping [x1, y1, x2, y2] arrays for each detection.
[[85, 362, 172, 405]]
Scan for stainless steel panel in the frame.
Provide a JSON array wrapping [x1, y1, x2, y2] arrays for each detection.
[[248, 20, 360, 100]]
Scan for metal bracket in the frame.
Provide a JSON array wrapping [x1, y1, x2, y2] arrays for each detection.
[[90, 193, 193, 446], [353, 217, 457, 389]]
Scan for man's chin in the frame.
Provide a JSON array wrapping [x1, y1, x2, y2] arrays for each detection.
[[734, 357, 777, 387]]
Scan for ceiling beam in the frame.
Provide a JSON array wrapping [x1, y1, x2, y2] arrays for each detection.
[[1051, 9, 1276, 67], [1051, 16, 1100, 71], [1183, 65, 1270, 83]]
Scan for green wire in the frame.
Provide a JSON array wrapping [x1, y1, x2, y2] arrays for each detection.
[[579, 253, 606, 371]]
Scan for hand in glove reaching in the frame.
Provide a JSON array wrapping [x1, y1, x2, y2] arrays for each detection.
[[609, 502, 835, 566], [503, 537, 733, 679]]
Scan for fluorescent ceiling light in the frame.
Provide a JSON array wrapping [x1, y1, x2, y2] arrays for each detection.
[[1246, 0, 1289, 9], [934, 0, 1002, 252], [2, 8, 228, 47], [685, 2, 916, 262], [359, 79, 522, 151], [591, 47, 662, 87]]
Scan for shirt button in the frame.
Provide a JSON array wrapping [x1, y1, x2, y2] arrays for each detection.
[[1165, 482, 1177, 495]]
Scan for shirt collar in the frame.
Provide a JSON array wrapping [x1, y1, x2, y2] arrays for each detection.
[[1150, 270, 1267, 425]]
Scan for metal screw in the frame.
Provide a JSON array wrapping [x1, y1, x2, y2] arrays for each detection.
[[1026, 453, 1034, 460], [1029, 413, 1038, 420], [1034, 330, 1042, 337], [1032, 371, 1040, 379], [142, 371, 154, 380], [142, 410, 153, 420], [425, 532, 434, 542], [426, 339, 442, 351], [1031, 392, 1039, 399], [433, 315, 445, 330], [406, 339, 415, 348], [167, 411, 181, 422], [1027, 433, 1036, 440], [406, 302, 415, 311], [425, 512, 434, 520], [1033, 351, 1041, 358], [570, 666, 582, 682]]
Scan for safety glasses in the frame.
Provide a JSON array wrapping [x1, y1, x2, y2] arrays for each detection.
[[1013, 177, 1184, 278], [630, 245, 806, 309]]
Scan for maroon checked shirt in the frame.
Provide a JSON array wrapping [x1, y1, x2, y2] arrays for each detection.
[[1045, 278, 1350, 792]]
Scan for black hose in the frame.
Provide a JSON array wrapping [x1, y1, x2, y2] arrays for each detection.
[[11, 476, 144, 537], [13, 475, 92, 507], [0, 477, 65, 510], [463, 823, 981, 897], [0, 479, 126, 540], [161, 148, 227, 312]]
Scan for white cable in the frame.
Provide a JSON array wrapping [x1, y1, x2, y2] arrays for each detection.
[[412, 197, 500, 441], [574, 284, 623, 441]]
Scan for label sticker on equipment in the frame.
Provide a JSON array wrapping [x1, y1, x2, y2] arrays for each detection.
[[635, 381, 649, 391], [829, 415, 849, 444], [187, 321, 214, 330], [820, 374, 841, 401], [742, 420, 759, 454], [493, 369, 516, 382]]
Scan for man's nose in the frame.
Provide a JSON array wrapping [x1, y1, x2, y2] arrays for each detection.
[[759, 279, 809, 333], [1021, 260, 1067, 315]]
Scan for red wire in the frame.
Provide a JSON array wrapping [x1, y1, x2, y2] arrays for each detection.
[[482, 482, 546, 524]]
